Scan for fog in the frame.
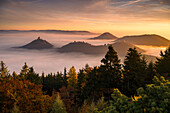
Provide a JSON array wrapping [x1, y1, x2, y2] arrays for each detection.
[[0, 32, 167, 74]]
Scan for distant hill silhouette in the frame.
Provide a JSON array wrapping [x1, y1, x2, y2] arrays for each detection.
[[111, 41, 145, 56], [58, 41, 144, 56], [115, 34, 170, 46], [89, 32, 118, 40], [19, 37, 54, 49], [0, 30, 96, 35], [57, 41, 107, 55]]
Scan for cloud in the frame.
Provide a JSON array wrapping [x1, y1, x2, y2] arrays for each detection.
[[0, 0, 170, 30]]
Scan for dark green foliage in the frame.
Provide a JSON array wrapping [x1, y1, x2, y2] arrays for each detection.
[[25, 67, 42, 84], [0, 61, 10, 79], [100, 45, 122, 100], [63, 67, 68, 87], [76, 69, 86, 105], [123, 48, 147, 97], [42, 72, 65, 96], [98, 76, 170, 113], [155, 46, 170, 80], [82, 67, 102, 102]]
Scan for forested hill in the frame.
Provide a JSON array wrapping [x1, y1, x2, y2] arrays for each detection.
[[115, 34, 170, 46]]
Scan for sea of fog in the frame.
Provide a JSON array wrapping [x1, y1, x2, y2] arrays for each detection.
[[0, 32, 167, 74]]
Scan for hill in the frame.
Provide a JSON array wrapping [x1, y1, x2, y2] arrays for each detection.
[[111, 41, 145, 56], [57, 41, 145, 56], [115, 34, 170, 46], [0, 30, 96, 35], [19, 37, 54, 49], [57, 41, 107, 55], [89, 32, 118, 40]]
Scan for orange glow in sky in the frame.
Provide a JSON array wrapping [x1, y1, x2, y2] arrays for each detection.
[[0, 0, 170, 39]]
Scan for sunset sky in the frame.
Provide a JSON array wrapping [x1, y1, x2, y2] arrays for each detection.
[[0, 0, 170, 38]]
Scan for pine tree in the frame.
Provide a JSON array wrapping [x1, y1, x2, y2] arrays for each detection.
[[20, 62, 29, 79], [76, 69, 86, 105], [0, 61, 10, 78], [67, 66, 77, 89], [123, 48, 147, 97], [155, 46, 170, 80], [51, 93, 67, 113], [63, 67, 68, 87], [100, 45, 122, 100], [25, 67, 42, 84]]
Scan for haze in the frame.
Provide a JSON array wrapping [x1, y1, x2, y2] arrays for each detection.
[[0, 32, 166, 74]]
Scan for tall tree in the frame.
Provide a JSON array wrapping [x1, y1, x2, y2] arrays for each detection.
[[100, 45, 122, 99], [25, 67, 42, 84], [67, 66, 77, 89], [0, 61, 10, 79], [63, 67, 68, 87], [155, 46, 170, 80], [20, 62, 29, 79], [123, 48, 147, 97], [51, 93, 67, 113]]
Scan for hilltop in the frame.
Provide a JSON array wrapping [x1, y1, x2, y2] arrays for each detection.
[[115, 34, 170, 46], [89, 32, 118, 40], [18, 37, 54, 49]]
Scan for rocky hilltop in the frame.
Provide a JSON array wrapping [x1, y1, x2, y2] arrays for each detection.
[[19, 37, 54, 49]]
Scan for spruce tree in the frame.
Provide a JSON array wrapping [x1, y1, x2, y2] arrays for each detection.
[[63, 67, 68, 87], [155, 46, 170, 80], [20, 62, 29, 79], [123, 48, 147, 97], [51, 94, 67, 113], [100, 45, 122, 99], [0, 61, 10, 78]]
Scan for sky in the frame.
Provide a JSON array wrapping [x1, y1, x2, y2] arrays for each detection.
[[0, 0, 170, 38]]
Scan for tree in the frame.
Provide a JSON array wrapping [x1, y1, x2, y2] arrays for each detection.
[[100, 45, 122, 100], [82, 67, 102, 102], [76, 69, 86, 105], [97, 76, 170, 113], [51, 93, 67, 113], [155, 46, 170, 80], [67, 66, 77, 89], [25, 67, 42, 84], [123, 48, 147, 97], [19, 62, 29, 79], [0, 78, 53, 113], [0, 61, 10, 79], [63, 67, 68, 87]]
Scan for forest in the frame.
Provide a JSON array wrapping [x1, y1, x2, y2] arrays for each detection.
[[0, 45, 169, 113]]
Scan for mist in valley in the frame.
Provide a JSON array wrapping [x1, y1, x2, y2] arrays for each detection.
[[0, 32, 167, 74]]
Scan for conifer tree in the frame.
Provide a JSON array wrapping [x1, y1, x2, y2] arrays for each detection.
[[0, 61, 10, 78], [51, 93, 67, 113], [67, 66, 77, 89], [155, 46, 170, 80], [25, 67, 42, 84], [100, 45, 122, 99], [63, 67, 68, 87], [123, 48, 147, 97], [20, 62, 29, 79]]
